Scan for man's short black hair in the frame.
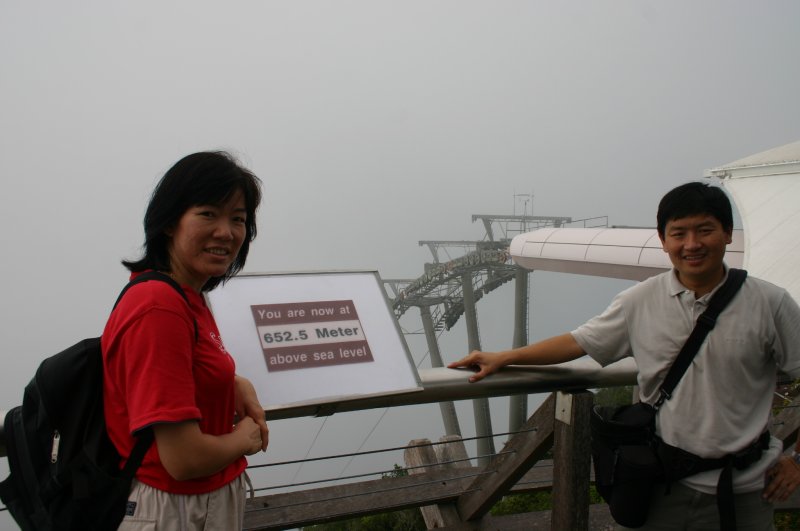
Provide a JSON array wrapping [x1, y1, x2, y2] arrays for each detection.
[[657, 182, 733, 238]]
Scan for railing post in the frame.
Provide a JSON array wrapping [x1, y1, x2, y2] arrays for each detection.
[[551, 390, 592, 531], [462, 273, 495, 465], [509, 267, 529, 432], [404, 438, 465, 528], [419, 305, 461, 436]]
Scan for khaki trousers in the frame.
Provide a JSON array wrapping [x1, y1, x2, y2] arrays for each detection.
[[617, 481, 774, 531], [118, 474, 246, 531]]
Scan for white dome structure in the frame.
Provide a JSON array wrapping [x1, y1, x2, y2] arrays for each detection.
[[707, 140, 800, 302]]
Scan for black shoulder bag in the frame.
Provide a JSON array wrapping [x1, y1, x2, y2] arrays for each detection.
[[590, 268, 750, 529]]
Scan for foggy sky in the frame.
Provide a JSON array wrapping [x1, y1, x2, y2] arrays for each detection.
[[2, 2, 800, 528]]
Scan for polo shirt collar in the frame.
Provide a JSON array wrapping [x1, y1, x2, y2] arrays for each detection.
[[668, 264, 731, 299]]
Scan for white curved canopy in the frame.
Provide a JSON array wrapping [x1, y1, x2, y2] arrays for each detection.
[[510, 227, 743, 281], [510, 139, 800, 302]]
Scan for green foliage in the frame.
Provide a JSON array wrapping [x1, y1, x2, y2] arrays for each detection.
[[382, 464, 408, 479], [491, 486, 606, 516], [588, 485, 604, 504], [593, 385, 634, 407], [302, 465, 425, 531], [355, 510, 425, 531], [775, 511, 800, 530], [491, 491, 552, 515], [302, 508, 425, 531], [772, 377, 800, 415]]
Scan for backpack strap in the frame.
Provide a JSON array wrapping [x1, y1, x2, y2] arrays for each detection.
[[110, 271, 199, 478], [654, 268, 747, 409], [121, 428, 155, 479], [114, 270, 199, 342]]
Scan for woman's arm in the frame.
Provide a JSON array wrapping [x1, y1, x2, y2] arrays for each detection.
[[234, 374, 269, 451], [153, 417, 263, 481], [155, 375, 269, 481]]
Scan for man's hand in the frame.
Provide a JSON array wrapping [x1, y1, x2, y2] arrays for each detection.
[[764, 455, 800, 502], [448, 334, 586, 383], [448, 350, 507, 383], [234, 375, 269, 451]]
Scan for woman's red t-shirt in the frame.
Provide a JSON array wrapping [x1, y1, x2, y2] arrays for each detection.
[[102, 272, 246, 494]]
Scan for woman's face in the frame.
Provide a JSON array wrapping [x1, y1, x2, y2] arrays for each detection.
[[166, 190, 247, 291]]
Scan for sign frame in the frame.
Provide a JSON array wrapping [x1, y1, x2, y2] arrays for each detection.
[[205, 270, 422, 414]]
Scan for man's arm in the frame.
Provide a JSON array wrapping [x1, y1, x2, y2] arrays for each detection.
[[448, 333, 586, 382]]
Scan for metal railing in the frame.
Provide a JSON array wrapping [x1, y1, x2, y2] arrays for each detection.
[[0, 358, 638, 454]]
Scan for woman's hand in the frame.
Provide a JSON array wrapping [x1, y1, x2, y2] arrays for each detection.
[[233, 416, 266, 456], [234, 374, 269, 451]]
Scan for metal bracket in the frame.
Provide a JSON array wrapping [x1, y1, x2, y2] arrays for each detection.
[[314, 404, 338, 417], [555, 391, 573, 425]]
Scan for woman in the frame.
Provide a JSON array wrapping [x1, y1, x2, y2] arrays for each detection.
[[102, 151, 269, 529]]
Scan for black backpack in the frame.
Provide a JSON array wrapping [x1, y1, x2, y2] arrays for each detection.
[[0, 271, 192, 531]]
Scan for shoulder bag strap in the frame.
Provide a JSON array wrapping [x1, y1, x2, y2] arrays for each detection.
[[654, 268, 748, 409]]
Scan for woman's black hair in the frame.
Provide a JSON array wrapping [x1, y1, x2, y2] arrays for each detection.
[[656, 181, 733, 239], [123, 151, 262, 291]]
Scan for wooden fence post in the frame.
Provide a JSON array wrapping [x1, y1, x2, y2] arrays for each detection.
[[404, 438, 466, 528], [434, 434, 471, 470], [551, 390, 593, 531]]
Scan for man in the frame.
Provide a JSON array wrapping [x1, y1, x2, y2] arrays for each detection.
[[449, 182, 800, 529]]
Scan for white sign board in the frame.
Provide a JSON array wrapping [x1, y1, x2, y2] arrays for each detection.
[[206, 271, 422, 412]]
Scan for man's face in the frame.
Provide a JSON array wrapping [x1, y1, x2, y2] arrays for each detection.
[[660, 214, 732, 291]]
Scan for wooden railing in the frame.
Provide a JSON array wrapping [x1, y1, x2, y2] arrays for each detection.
[[4, 360, 799, 530], [243, 391, 603, 531], [242, 387, 800, 531]]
